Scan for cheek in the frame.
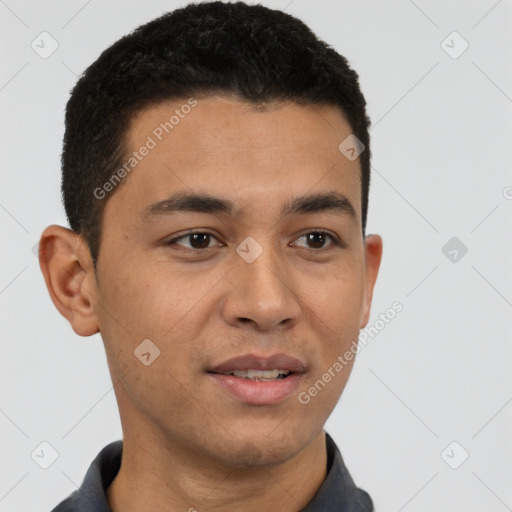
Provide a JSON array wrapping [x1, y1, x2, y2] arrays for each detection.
[[96, 269, 205, 422], [98, 259, 208, 338], [298, 270, 365, 406], [306, 272, 364, 333], [298, 280, 363, 418], [297, 337, 356, 427], [95, 259, 225, 396]]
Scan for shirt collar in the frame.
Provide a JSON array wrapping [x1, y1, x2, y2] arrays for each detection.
[[300, 432, 373, 511], [51, 432, 373, 511]]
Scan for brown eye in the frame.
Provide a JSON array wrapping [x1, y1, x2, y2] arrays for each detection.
[[293, 231, 341, 250], [188, 233, 211, 249], [306, 232, 327, 249], [168, 232, 221, 250]]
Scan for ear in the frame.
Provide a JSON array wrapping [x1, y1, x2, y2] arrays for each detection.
[[359, 234, 383, 329], [38, 225, 100, 337]]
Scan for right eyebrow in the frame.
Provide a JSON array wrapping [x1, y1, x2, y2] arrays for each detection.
[[140, 192, 239, 220]]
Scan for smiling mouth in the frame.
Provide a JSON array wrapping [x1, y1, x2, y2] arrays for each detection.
[[218, 369, 292, 381], [207, 353, 306, 404]]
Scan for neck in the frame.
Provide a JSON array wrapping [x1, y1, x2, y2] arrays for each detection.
[[107, 429, 328, 512]]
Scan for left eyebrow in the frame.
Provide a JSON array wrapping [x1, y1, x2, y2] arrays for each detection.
[[140, 191, 356, 221], [282, 192, 356, 220]]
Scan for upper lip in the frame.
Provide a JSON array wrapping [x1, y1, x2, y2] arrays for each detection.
[[209, 353, 306, 374]]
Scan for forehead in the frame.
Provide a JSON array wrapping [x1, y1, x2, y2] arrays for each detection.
[[132, 96, 352, 150], [106, 96, 361, 221]]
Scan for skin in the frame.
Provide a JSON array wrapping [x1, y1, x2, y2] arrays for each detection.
[[39, 95, 382, 512]]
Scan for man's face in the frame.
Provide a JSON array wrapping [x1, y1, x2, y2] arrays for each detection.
[[87, 96, 381, 466]]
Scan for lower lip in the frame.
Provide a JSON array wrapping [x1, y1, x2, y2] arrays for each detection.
[[208, 373, 303, 405]]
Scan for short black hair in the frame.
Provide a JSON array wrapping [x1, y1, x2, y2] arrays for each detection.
[[62, 1, 371, 267]]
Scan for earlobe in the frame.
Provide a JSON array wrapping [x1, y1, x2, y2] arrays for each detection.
[[360, 234, 383, 329], [38, 225, 100, 337]]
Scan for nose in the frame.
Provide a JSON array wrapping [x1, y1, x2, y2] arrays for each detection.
[[221, 240, 302, 332]]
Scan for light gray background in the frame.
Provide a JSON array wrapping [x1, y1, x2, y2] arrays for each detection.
[[1, 1, 511, 511]]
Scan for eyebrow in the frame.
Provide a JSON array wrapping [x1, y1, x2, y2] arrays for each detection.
[[141, 191, 356, 221]]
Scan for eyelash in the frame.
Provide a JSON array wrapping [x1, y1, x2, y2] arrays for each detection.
[[166, 230, 344, 251]]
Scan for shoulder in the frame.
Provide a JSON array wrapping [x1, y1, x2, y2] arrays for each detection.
[[49, 440, 123, 512]]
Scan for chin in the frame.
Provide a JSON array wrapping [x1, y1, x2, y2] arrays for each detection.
[[213, 427, 312, 469]]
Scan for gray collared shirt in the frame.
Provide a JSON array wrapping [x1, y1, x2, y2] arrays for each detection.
[[50, 432, 373, 511]]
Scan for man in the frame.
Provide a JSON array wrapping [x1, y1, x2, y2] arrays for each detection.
[[39, 1, 382, 510]]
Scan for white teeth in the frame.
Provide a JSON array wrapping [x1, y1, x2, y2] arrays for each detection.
[[223, 369, 291, 380]]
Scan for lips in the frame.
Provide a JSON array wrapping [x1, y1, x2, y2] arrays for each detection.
[[208, 353, 306, 405], [209, 353, 306, 374]]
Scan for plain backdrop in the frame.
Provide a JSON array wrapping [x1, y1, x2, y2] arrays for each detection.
[[1, 1, 511, 511]]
